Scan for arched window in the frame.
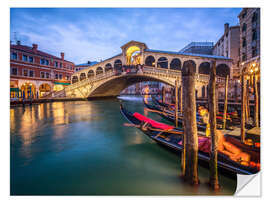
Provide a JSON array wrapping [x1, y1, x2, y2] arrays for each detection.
[[80, 73, 86, 81], [72, 76, 78, 84], [170, 58, 181, 70], [114, 60, 122, 70], [157, 57, 168, 69], [96, 67, 103, 75], [88, 70, 94, 78], [216, 64, 230, 78], [198, 62, 210, 75], [105, 63, 113, 72], [145, 56, 155, 67]]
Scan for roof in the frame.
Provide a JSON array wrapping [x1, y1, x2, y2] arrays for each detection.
[[10, 44, 74, 64], [75, 61, 99, 67], [145, 49, 231, 60], [180, 42, 214, 52]]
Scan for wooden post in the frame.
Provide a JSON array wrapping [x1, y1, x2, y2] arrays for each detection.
[[175, 80, 179, 127], [234, 80, 238, 103], [216, 85, 219, 114], [181, 60, 199, 185], [246, 80, 250, 122], [254, 75, 259, 127], [241, 72, 246, 142], [222, 75, 229, 129], [180, 85, 183, 113], [162, 86, 165, 103], [208, 61, 220, 190]]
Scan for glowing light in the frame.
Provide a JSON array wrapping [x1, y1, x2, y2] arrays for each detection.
[[252, 63, 256, 67], [250, 69, 254, 73]]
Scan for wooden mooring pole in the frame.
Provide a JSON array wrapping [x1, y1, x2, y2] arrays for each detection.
[[246, 80, 250, 122], [241, 71, 247, 142], [181, 60, 199, 185], [162, 86, 165, 103], [180, 85, 183, 113], [222, 75, 229, 129], [175, 80, 179, 127], [208, 61, 220, 190], [254, 75, 259, 127]]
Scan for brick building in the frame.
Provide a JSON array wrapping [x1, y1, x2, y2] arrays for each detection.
[[238, 8, 260, 73], [213, 23, 240, 78], [10, 41, 75, 99]]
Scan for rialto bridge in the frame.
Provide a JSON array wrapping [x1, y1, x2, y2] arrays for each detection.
[[53, 41, 233, 99]]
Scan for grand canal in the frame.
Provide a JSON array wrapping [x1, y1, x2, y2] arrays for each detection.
[[10, 96, 236, 195]]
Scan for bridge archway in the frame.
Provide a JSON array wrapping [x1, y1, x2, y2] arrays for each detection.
[[125, 46, 141, 65], [145, 55, 155, 67], [157, 57, 168, 69], [72, 76, 78, 84], [216, 63, 230, 77], [182, 60, 196, 73], [170, 58, 181, 70], [88, 70, 95, 78], [198, 62, 211, 75], [96, 67, 103, 75], [87, 74, 174, 98], [105, 63, 113, 72], [114, 60, 122, 71], [80, 72, 86, 81]]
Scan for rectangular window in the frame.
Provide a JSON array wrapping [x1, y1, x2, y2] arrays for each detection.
[[66, 75, 70, 80], [59, 74, 63, 79], [40, 72, 45, 78], [252, 47, 258, 57], [11, 67, 17, 75], [252, 31, 257, 41], [11, 52, 17, 60], [45, 60, 49, 66], [40, 58, 45, 65], [54, 61, 58, 67], [46, 72, 50, 79], [242, 53, 247, 61], [60, 63, 62, 68], [23, 55, 28, 62], [29, 56, 33, 63], [29, 70, 34, 77], [242, 37, 246, 47], [55, 73, 58, 79], [23, 69, 28, 77]]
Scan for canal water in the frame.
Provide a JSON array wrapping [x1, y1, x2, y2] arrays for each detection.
[[10, 96, 237, 195]]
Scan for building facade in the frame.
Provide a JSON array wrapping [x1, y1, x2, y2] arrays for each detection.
[[213, 23, 240, 78], [10, 41, 75, 99], [238, 8, 260, 73], [179, 42, 214, 55]]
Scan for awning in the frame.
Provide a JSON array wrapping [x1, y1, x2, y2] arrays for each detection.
[[54, 82, 71, 85]]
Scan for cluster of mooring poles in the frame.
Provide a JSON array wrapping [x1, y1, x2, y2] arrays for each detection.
[[172, 60, 220, 189], [240, 63, 260, 142]]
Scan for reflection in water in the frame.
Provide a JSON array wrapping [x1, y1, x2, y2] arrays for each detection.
[[10, 97, 237, 195]]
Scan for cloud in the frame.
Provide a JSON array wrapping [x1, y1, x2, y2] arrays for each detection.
[[10, 8, 242, 64]]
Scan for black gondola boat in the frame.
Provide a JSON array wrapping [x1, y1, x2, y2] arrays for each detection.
[[120, 104, 260, 175]]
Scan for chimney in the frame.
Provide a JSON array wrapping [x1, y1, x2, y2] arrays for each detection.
[[16, 40, 21, 45], [224, 23, 229, 33], [32, 44, 38, 52], [61, 52, 64, 60]]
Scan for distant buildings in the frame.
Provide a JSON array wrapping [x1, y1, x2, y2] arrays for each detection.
[[238, 8, 260, 73], [213, 23, 240, 78], [75, 61, 98, 72], [10, 41, 75, 99], [179, 42, 214, 55]]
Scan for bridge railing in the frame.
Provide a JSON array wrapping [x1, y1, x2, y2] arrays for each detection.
[[66, 70, 115, 91]]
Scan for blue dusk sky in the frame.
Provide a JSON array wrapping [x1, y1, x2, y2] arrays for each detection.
[[10, 8, 242, 64]]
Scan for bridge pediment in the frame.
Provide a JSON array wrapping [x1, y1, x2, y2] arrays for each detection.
[[121, 40, 148, 52]]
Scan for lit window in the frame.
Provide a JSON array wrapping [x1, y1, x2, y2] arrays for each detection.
[[29, 70, 34, 77], [29, 56, 33, 63], [23, 69, 28, 77], [11, 67, 17, 75], [23, 55, 28, 62], [11, 52, 17, 60]]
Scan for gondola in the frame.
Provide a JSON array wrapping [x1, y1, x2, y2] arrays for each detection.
[[120, 104, 260, 175], [145, 98, 236, 130]]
